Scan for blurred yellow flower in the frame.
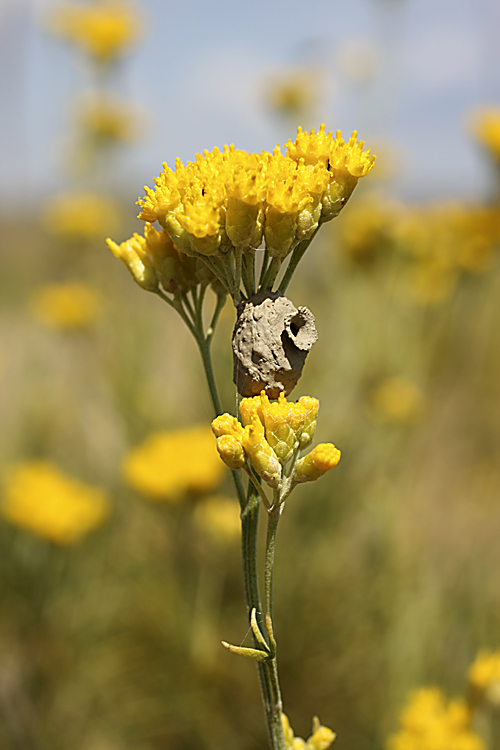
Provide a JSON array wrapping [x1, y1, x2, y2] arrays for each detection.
[[123, 426, 226, 502], [42, 192, 120, 241], [77, 95, 143, 144], [337, 196, 398, 265], [48, 0, 142, 62], [193, 495, 240, 544], [468, 649, 500, 705], [1, 462, 110, 545], [387, 688, 484, 750], [470, 107, 500, 163], [265, 68, 320, 120], [31, 282, 101, 329], [282, 713, 336, 750], [369, 377, 425, 425], [393, 203, 500, 305]]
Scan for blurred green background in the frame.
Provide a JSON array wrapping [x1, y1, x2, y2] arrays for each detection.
[[1, 1, 500, 749]]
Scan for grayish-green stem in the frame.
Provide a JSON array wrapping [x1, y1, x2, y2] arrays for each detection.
[[157, 282, 286, 750], [263, 503, 286, 750], [259, 256, 281, 292], [278, 227, 320, 294]]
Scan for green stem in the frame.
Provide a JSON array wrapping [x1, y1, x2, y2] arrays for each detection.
[[258, 247, 270, 288], [263, 504, 286, 750], [264, 506, 280, 623], [278, 228, 319, 294], [242, 251, 256, 297], [161, 283, 284, 750], [234, 247, 243, 304], [207, 293, 227, 342], [259, 257, 281, 292], [241, 483, 284, 750]]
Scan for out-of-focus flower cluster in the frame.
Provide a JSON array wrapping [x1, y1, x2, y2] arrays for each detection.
[[123, 426, 225, 502], [337, 196, 500, 306], [109, 126, 374, 297], [76, 95, 142, 144], [468, 649, 500, 706], [31, 282, 101, 329], [1, 462, 110, 544], [394, 203, 500, 305], [212, 391, 340, 491], [265, 68, 320, 121], [471, 108, 500, 165], [282, 713, 336, 750], [48, 0, 142, 63], [43, 192, 120, 241], [368, 376, 426, 425], [387, 688, 484, 750], [193, 495, 240, 544]]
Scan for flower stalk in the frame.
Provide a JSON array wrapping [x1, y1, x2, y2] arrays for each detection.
[[107, 124, 374, 750]]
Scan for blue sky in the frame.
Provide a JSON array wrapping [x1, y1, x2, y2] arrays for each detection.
[[1, 0, 500, 211]]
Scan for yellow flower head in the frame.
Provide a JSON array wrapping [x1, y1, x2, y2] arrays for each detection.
[[1, 462, 110, 544], [193, 495, 240, 544], [137, 127, 375, 262], [387, 688, 484, 750], [30, 282, 100, 329], [282, 713, 336, 750], [123, 426, 225, 502], [468, 650, 500, 705], [48, 1, 142, 62], [43, 192, 120, 240]]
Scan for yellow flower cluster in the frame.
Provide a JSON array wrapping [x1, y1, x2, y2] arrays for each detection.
[[387, 689, 484, 750], [212, 392, 340, 491], [48, 1, 142, 62], [471, 108, 500, 163], [43, 192, 120, 240], [1, 462, 110, 545], [123, 426, 226, 502], [282, 713, 336, 750], [468, 649, 500, 705], [31, 282, 101, 329], [138, 126, 374, 260]]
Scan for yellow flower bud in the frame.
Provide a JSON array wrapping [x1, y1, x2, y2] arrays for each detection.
[[216, 434, 246, 471], [298, 396, 319, 449], [239, 396, 263, 427], [106, 235, 158, 291], [211, 414, 244, 439], [294, 444, 341, 483], [264, 205, 298, 259], [259, 392, 306, 465], [242, 417, 282, 489], [225, 196, 264, 251]]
